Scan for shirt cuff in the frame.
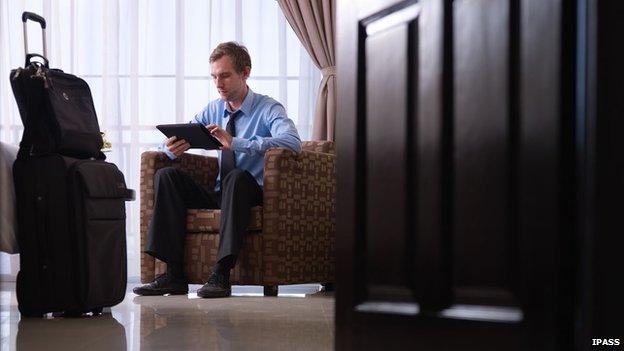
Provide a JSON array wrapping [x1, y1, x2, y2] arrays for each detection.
[[230, 137, 248, 152], [158, 141, 177, 160]]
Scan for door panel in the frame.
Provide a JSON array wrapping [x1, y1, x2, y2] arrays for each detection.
[[453, 0, 517, 306], [363, 1, 419, 301], [365, 22, 410, 291], [336, 0, 576, 349]]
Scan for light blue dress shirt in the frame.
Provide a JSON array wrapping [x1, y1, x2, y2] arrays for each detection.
[[160, 88, 301, 191]]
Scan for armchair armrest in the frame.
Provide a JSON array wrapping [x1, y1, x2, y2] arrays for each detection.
[[139, 151, 218, 283], [261, 147, 336, 283]]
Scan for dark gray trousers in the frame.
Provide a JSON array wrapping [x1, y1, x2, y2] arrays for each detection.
[[145, 167, 263, 267]]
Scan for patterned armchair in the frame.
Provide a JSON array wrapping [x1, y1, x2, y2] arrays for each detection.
[[139, 141, 336, 295]]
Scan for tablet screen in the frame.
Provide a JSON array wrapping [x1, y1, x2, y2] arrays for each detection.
[[156, 123, 223, 150]]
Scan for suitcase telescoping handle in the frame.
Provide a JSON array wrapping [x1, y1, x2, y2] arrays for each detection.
[[22, 11, 48, 68]]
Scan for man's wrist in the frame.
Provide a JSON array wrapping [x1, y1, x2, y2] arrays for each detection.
[[164, 148, 177, 160], [230, 137, 245, 151]]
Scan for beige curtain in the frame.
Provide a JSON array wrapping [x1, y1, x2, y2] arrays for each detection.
[[277, 0, 336, 141]]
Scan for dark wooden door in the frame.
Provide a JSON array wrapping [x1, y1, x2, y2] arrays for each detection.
[[335, 0, 590, 349]]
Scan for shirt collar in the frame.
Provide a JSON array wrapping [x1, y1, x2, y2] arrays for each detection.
[[223, 87, 254, 118]]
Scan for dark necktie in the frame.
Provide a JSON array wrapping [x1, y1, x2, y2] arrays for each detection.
[[220, 111, 239, 182]]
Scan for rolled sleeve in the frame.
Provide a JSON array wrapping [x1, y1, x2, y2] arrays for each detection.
[[230, 107, 301, 155], [231, 137, 249, 151]]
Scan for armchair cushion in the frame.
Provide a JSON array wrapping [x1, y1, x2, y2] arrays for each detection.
[[186, 206, 263, 233]]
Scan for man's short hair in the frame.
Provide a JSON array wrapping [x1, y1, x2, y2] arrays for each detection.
[[209, 42, 252, 73]]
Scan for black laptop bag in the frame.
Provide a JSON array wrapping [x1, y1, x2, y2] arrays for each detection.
[[10, 13, 103, 160], [10, 12, 134, 317]]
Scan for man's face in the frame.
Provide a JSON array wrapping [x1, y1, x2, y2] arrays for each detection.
[[210, 55, 249, 102]]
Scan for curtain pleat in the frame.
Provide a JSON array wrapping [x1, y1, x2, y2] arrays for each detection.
[[277, 0, 335, 141]]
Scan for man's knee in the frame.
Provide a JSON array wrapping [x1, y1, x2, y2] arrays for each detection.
[[222, 168, 249, 186], [155, 167, 178, 181], [154, 167, 182, 190]]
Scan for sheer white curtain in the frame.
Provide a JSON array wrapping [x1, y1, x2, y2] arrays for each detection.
[[0, 0, 320, 281]]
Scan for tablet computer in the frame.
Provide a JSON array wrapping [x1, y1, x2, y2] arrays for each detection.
[[156, 123, 223, 150]]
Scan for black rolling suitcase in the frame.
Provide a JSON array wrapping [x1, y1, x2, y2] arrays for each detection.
[[10, 12, 134, 317], [13, 155, 132, 316]]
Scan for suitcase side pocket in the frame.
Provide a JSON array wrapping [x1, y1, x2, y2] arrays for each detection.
[[72, 161, 128, 308], [83, 216, 126, 306]]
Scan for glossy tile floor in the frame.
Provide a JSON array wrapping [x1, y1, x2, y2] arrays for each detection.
[[0, 282, 334, 350]]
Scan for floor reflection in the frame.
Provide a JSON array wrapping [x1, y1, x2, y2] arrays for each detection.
[[16, 313, 126, 351], [1, 283, 334, 351], [136, 294, 333, 350]]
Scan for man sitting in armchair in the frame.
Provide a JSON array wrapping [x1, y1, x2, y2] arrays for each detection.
[[133, 41, 301, 298]]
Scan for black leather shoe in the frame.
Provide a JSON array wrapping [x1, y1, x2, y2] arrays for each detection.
[[197, 272, 231, 298], [133, 274, 188, 296]]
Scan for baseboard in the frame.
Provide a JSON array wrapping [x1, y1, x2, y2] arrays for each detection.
[[0, 274, 141, 283]]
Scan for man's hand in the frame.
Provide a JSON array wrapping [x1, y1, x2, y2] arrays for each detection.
[[166, 136, 190, 157], [206, 124, 233, 150]]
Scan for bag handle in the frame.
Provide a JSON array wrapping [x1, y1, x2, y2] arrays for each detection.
[[22, 12, 46, 28], [22, 12, 48, 67], [25, 54, 49, 69]]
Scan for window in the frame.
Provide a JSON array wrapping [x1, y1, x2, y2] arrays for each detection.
[[0, 0, 320, 279]]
